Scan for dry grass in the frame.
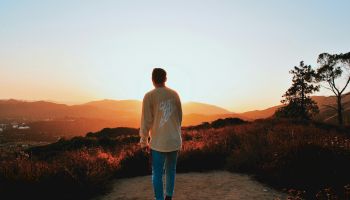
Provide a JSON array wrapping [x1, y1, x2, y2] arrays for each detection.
[[0, 118, 349, 200]]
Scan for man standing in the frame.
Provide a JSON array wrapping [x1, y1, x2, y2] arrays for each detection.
[[139, 68, 182, 200]]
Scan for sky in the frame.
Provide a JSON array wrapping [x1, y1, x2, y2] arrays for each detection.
[[0, 0, 349, 112]]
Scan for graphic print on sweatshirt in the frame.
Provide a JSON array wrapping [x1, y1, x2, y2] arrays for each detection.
[[159, 99, 175, 128]]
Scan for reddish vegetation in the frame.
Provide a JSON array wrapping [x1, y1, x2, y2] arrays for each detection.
[[0, 118, 349, 200]]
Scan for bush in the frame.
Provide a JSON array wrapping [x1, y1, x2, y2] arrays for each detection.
[[1, 118, 350, 199]]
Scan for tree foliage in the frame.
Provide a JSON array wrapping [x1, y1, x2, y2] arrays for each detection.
[[316, 52, 350, 125], [275, 61, 319, 120]]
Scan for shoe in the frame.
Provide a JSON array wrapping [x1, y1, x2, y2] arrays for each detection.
[[165, 196, 172, 200]]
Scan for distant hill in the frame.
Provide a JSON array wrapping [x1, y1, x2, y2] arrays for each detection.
[[239, 105, 284, 119], [0, 99, 244, 127], [265, 93, 350, 124], [1, 93, 349, 129], [82, 100, 272, 122], [235, 93, 350, 125], [182, 102, 232, 115], [0, 99, 238, 127], [311, 92, 350, 124], [84, 100, 233, 115], [0, 99, 132, 121], [84, 99, 142, 114]]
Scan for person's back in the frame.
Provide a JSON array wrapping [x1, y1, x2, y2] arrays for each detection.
[[139, 68, 182, 200], [140, 86, 182, 152]]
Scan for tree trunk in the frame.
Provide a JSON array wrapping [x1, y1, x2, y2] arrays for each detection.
[[337, 95, 343, 126], [301, 84, 305, 119]]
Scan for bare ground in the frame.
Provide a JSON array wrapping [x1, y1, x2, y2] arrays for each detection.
[[96, 171, 287, 200]]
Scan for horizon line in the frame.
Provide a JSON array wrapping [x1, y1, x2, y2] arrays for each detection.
[[0, 94, 341, 114]]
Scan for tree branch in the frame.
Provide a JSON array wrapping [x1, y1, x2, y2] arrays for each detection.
[[332, 76, 341, 95], [340, 76, 350, 94], [321, 84, 333, 91], [327, 81, 338, 96]]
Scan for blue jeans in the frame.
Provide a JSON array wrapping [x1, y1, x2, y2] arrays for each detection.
[[151, 149, 178, 200]]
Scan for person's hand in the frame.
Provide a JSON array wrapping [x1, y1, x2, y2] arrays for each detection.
[[139, 136, 149, 152], [140, 142, 148, 149], [140, 143, 150, 154]]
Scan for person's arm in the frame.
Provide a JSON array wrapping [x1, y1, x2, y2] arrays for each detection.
[[139, 93, 153, 148], [176, 93, 182, 125]]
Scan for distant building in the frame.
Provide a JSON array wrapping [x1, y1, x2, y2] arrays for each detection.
[[0, 124, 7, 130], [18, 126, 30, 130]]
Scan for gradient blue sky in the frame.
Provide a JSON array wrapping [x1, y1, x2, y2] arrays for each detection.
[[1, 0, 349, 112]]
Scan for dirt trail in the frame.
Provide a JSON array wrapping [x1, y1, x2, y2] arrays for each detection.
[[96, 171, 287, 200]]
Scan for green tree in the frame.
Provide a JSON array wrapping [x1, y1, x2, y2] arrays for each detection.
[[275, 61, 320, 120], [316, 52, 350, 126]]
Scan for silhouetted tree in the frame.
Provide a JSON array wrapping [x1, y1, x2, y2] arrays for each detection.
[[316, 52, 350, 126], [275, 61, 319, 120]]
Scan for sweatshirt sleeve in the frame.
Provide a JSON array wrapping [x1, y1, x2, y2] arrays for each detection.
[[176, 93, 182, 125], [139, 93, 153, 145]]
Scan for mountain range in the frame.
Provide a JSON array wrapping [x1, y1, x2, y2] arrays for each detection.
[[0, 92, 349, 127]]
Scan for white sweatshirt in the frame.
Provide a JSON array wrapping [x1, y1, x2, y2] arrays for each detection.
[[139, 86, 182, 152]]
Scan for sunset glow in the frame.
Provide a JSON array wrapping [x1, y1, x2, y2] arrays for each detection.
[[1, 1, 349, 112]]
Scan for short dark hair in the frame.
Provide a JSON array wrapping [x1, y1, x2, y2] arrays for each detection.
[[152, 68, 167, 84]]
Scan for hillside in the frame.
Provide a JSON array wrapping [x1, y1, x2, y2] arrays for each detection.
[[240, 105, 283, 119], [0, 99, 247, 127], [84, 99, 142, 114], [1, 93, 349, 129], [182, 101, 232, 115], [0, 99, 126, 121], [2, 118, 349, 200], [311, 93, 350, 124]]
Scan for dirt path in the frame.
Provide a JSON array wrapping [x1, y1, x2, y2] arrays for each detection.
[[96, 171, 287, 200]]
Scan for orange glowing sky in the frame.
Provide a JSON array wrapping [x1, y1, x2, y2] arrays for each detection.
[[1, 1, 349, 112]]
